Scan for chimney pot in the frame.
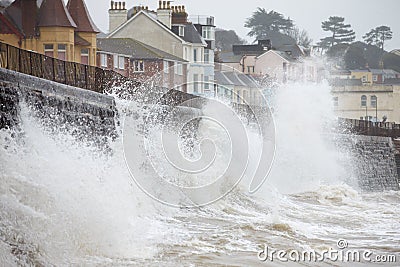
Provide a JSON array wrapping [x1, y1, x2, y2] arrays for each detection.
[[163, 1, 166, 9], [159, 1, 162, 9], [167, 1, 171, 9], [123, 2, 126, 9], [111, 1, 114, 9]]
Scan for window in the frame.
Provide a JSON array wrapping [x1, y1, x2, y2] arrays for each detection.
[[118, 56, 125, 70], [44, 44, 54, 57], [362, 76, 367, 82], [178, 25, 185, 37], [373, 75, 378, 82], [164, 61, 169, 73], [175, 63, 183, 75], [204, 76, 209, 90], [134, 60, 144, 72], [202, 26, 215, 40], [361, 95, 367, 107], [204, 49, 210, 63], [81, 48, 89, 65], [193, 74, 199, 93], [57, 44, 66, 60], [283, 62, 287, 72], [100, 54, 107, 67], [113, 55, 118, 69], [371, 95, 377, 108], [193, 49, 197, 62], [247, 66, 255, 73], [333, 97, 338, 107]]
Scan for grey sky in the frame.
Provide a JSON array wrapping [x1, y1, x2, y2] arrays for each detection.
[[84, 0, 400, 51]]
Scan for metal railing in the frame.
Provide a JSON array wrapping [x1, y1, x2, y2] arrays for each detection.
[[0, 41, 200, 106], [338, 117, 400, 138], [0, 41, 135, 94]]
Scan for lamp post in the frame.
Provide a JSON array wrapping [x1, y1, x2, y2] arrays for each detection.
[[376, 96, 378, 122]]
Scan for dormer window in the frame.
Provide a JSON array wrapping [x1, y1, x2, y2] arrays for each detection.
[[179, 25, 185, 37]]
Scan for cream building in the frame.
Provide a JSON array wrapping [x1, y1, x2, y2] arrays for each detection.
[[332, 81, 400, 123], [106, 1, 213, 95]]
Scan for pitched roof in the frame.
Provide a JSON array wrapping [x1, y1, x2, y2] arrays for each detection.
[[257, 50, 295, 62], [67, 0, 99, 33], [219, 51, 243, 63], [97, 38, 187, 62], [383, 78, 400, 85], [108, 10, 185, 44], [4, 0, 38, 37], [215, 71, 258, 88], [275, 44, 304, 59], [74, 32, 90, 46], [329, 78, 363, 86], [38, 0, 77, 28], [171, 23, 205, 45], [369, 69, 399, 75], [0, 12, 23, 38]]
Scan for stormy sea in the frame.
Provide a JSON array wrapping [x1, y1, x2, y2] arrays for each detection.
[[0, 82, 399, 266]]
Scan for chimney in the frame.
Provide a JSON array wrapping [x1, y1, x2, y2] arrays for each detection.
[[157, 1, 172, 28], [109, 1, 127, 33], [171, 5, 188, 24]]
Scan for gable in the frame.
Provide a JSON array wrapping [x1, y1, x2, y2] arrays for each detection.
[[257, 50, 289, 63], [109, 11, 183, 43], [0, 13, 23, 38], [107, 12, 185, 57]]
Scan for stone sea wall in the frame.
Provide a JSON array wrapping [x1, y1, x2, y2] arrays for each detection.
[[0, 68, 117, 146], [338, 135, 400, 191]]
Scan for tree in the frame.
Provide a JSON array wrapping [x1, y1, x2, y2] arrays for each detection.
[[287, 27, 313, 48], [363, 26, 393, 50], [344, 45, 366, 69], [245, 8, 294, 41], [319, 16, 355, 48], [215, 29, 246, 51]]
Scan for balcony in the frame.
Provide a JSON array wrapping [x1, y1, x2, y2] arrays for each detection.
[[189, 15, 215, 26]]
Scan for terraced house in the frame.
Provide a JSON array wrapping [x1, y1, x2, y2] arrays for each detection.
[[106, 0, 216, 95], [0, 0, 99, 66]]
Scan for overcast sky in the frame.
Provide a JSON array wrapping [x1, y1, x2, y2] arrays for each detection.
[[84, 0, 400, 51]]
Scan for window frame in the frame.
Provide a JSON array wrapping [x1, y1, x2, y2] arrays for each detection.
[[333, 96, 338, 107], [81, 48, 89, 65], [193, 74, 199, 93], [118, 56, 125, 70], [371, 95, 377, 108], [361, 95, 367, 107], [113, 54, 118, 69], [100, 53, 107, 67], [57, 44, 66, 60], [134, 60, 144, 72], [193, 49, 197, 62], [44, 44, 54, 57]]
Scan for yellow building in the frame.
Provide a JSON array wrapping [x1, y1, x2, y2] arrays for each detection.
[[350, 69, 373, 84], [0, 0, 98, 66]]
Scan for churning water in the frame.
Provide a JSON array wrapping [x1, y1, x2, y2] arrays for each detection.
[[0, 82, 399, 266]]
